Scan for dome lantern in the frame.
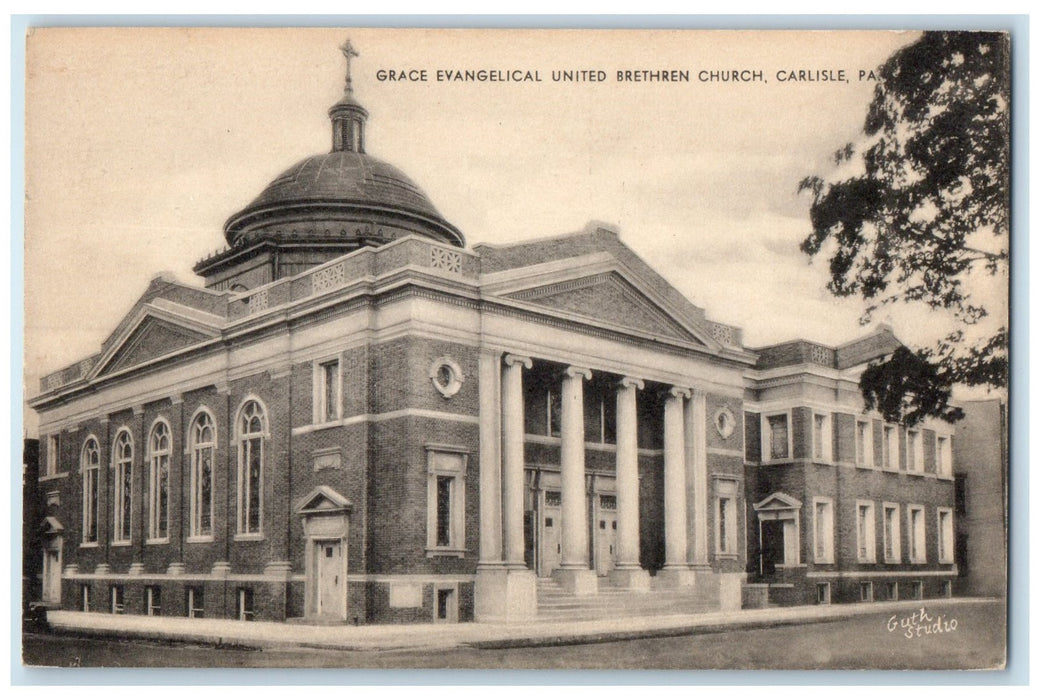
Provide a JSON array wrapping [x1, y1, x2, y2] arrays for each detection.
[[329, 40, 367, 154]]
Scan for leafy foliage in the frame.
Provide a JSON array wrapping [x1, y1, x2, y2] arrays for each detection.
[[800, 31, 1009, 423]]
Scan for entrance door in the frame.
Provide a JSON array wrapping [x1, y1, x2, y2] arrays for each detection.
[[760, 519, 785, 576], [538, 490, 562, 577], [42, 548, 61, 603], [316, 539, 345, 618], [594, 494, 618, 576]]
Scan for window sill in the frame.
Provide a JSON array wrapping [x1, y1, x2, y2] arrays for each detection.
[[854, 462, 876, 470], [426, 547, 467, 559], [146, 538, 170, 546], [186, 535, 215, 544], [909, 559, 928, 565], [110, 540, 131, 548], [79, 541, 100, 549], [39, 472, 69, 482], [234, 533, 264, 542], [813, 559, 835, 566], [884, 557, 902, 565]]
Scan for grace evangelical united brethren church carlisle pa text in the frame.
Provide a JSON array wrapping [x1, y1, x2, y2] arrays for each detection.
[[29, 42, 960, 625]]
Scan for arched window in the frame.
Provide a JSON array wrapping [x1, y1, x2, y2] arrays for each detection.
[[147, 420, 171, 541], [81, 438, 100, 543], [237, 400, 267, 536], [189, 411, 216, 539], [113, 430, 134, 543]]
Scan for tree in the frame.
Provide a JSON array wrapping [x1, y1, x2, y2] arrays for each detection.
[[799, 31, 1009, 424]]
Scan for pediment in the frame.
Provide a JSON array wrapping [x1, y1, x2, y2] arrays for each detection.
[[296, 485, 353, 516], [97, 315, 213, 376], [39, 516, 64, 535], [753, 492, 802, 511], [505, 272, 709, 345]]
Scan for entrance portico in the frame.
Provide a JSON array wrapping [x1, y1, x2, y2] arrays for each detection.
[[474, 349, 714, 621]]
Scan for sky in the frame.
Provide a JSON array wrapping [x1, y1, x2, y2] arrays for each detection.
[[22, 27, 1009, 435]]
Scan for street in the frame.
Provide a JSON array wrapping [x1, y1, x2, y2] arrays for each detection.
[[22, 599, 1005, 671]]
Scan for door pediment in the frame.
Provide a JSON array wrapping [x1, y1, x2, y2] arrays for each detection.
[[296, 485, 353, 516], [753, 492, 802, 512]]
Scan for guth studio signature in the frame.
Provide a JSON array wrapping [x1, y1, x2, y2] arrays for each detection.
[[887, 607, 959, 639]]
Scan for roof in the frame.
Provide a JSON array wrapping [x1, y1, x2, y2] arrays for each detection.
[[222, 151, 464, 248]]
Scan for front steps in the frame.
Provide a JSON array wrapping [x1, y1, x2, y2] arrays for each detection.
[[536, 576, 716, 623]]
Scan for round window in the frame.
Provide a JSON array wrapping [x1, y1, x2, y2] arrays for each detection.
[[429, 356, 464, 398], [714, 407, 736, 439]]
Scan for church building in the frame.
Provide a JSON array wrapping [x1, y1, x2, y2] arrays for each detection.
[[30, 43, 959, 625]]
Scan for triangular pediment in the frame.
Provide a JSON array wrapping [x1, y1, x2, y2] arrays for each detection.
[[296, 486, 353, 515], [505, 272, 709, 345], [98, 315, 214, 376], [753, 492, 802, 511], [39, 516, 65, 535]]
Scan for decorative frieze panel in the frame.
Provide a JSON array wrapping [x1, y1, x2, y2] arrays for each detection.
[[809, 344, 835, 367], [710, 322, 736, 347], [312, 447, 343, 472], [311, 262, 346, 295], [247, 289, 269, 314], [430, 246, 462, 273]]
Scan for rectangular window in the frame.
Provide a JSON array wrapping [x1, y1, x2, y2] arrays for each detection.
[[909, 581, 923, 600], [816, 582, 831, 605], [882, 425, 898, 470], [937, 508, 954, 563], [860, 581, 874, 602], [426, 449, 467, 554], [239, 436, 263, 535], [766, 413, 790, 460], [856, 501, 876, 563], [856, 420, 873, 467], [955, 475, 967, 515], [813, 498, 834, 564], [145, 586, 162, 616], [813, 413, 830, 461], [591, 397, 617, 444], [886, 581, 898, 601], [83, 462, 99, 544], [111, 586, 125, 614], [941, 580, 952, 598], [318, 359, 340, 423], [547, 389, 562, 437], [236, 588, 254, 621], [882, 503, 901, 563], [907, 429, 923, 473], [715, 479, 739, 556], [186, 587, 205, 618], [908, 505, 927, 563], [435, 475, 453, 547], [81, 584, 91, 612], [46, 435, 59, 475], [936, 436, 953, 477]]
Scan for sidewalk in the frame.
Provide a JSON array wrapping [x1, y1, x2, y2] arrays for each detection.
[[45, 597, 994, 653]]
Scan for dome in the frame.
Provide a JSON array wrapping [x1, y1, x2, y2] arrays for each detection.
[[223, 150, 464, 248]]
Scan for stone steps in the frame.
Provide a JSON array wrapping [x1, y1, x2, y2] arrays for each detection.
[[535, 576, 716, 622]]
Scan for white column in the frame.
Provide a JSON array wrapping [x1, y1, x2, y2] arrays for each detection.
[[501, 354, 531, 569], [476, 349, 503, 568], [560, 365, 592, 570], [614, 376, 643, 570], [688, 388, 710, 568], [610, 376, 651, 591], [663, 386, 691, 572]]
